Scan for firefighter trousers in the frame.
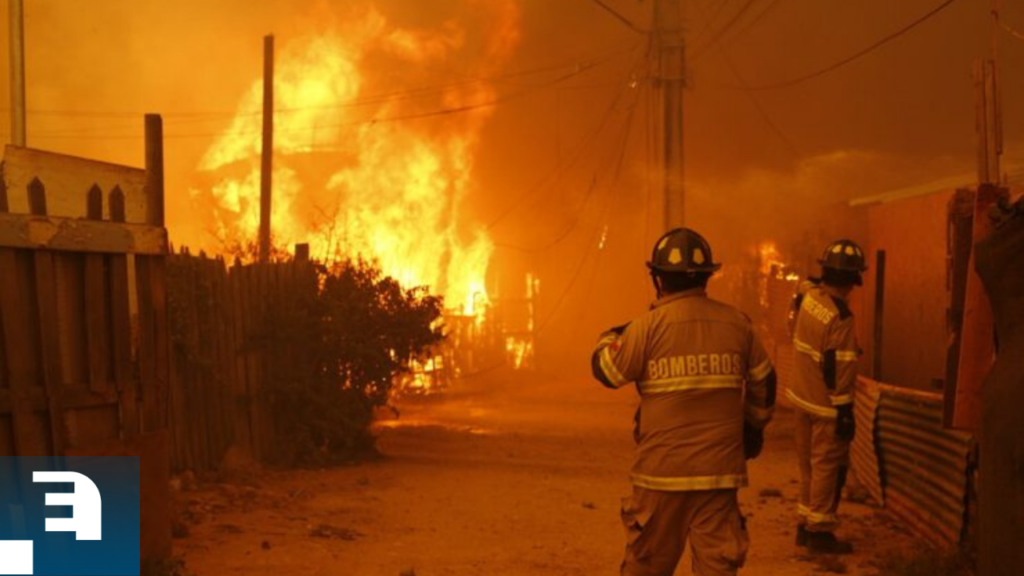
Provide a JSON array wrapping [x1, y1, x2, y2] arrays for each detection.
[[794, 409, 850, 532], [620, 486, 749, 576]]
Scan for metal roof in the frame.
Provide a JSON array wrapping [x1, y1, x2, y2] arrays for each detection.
[[848, 161, 1024, 207]]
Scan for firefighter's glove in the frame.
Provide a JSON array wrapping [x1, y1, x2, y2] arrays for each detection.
[[835, 404, 855, 441], [743, 422, 764, 460]]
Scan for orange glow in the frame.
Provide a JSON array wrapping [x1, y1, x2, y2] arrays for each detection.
[[191, 4, 521, 318], [405, 354, 449, 394], [758, 241, 784, 277], [504, 337, 533, 370], [503, 272, 538, 370], [757, 241, 798, 309], [758, 241, 799, 281]]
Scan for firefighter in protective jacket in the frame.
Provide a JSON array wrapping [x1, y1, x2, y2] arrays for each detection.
[[789, 239, 866, 555], [592, 228, 777, 576]]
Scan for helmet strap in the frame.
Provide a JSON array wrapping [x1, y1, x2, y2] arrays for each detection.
[[650, 270, 664, 299]]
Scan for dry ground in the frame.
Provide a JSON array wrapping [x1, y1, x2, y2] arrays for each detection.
[[176, 371, 917, 576]]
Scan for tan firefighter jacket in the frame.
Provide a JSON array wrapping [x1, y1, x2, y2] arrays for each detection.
[[788, 283, 858, 418], [592, 288, 776, 492]]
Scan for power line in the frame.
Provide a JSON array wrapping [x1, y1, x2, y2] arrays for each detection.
[[510, 68, 644, 336], [484, 43, 645, 231], [0, 44, 638, 121], [25, 51, 632, 142], [535, 92, 640, 335], [585, 0, 648, 34], [692, 0, 735, 47], [691, 0, 761, 60], [736, 0, 961, 91], [495, 79, 644, 253], [719, 45, 800, 158], [719, 0, 787, 50], [692, 0, 799, 157], [1001, 19, 1024, 42]]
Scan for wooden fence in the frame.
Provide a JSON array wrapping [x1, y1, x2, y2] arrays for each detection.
[[165, 250, 317, 473], [0, 137, 171, 561]]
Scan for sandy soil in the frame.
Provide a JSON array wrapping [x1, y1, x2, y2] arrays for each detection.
[[176, 371, 915, 576]]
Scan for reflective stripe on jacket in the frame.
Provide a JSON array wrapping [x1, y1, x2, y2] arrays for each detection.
[[592, 288, 775, 491], [789, 285, 858, 418]]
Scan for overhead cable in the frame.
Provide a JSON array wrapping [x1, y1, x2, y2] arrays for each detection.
[[735, 0, 960, 91], [585, 0, 649, 34]]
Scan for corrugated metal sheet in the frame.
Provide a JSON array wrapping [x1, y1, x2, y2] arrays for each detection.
[[876, 383, 975, 547], [847, 160, 1024, 206], [851, 378, 883, 505]]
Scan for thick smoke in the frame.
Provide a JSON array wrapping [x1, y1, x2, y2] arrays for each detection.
[[1, 0, 1020, 379]]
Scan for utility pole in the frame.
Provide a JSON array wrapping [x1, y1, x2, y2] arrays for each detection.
[[977, 2, 1018, 574], [9, 0, 27, 146], [144, 114, 165, 228], [974, 0, 1003, 185], [653, 0, 686, 230], [258, 35, 274, 263], [988, 0, 1003, 184], [952, 0, 1004, 433]]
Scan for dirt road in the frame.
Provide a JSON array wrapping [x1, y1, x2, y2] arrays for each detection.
[[177, 372, 913, 575]]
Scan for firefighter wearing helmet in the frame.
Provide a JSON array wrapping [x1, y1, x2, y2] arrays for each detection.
[[788, 239, 867, 555], [591, 228, 777, 576]]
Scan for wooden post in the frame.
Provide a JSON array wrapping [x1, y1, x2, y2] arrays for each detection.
[[951, 184, 1004, 431], [9, 0, 27, 146], [144, 114, 165, 228], [944, 190, 974, 424], [108, 185, 137, 437], [872, 250, 886, 381], [259, 35, 275, 263], [294, 243, 309, 263], [0, 175, 47, 455], [0, 161, 8, 212], [139, 116, 169, 435]]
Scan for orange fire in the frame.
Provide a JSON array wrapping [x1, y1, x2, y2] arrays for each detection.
[[758, 241, 799, 281], [503, 272, 539, 370], [757, 241, 799, 309], [191, 3, 520, 317]]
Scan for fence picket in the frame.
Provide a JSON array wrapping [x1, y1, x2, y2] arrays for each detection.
[[160, 254, 326, 472]]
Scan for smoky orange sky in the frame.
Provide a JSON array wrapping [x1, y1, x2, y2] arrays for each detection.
[[1, 0, 1021, 370]]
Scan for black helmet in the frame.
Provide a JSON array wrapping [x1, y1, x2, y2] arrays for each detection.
[[647, 228, 721, 274], [818, 239, 867, 273]]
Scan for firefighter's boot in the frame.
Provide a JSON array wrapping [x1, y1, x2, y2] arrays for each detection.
[[795, 525, 809, 547], [807, 531, 853, 555]]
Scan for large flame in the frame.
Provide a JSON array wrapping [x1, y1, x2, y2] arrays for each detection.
[[191, 3, 520, 315], [757, 241, 799, 309]]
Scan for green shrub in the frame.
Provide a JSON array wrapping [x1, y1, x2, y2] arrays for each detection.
[[262, 258, 444, 465]]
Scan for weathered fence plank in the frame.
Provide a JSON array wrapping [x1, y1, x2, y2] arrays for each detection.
[[109, 250, 137, 436], [32, 251, 67, 454], [0, 249, 48, 455], [162, 253, 326, 473], [229, 261, 252, 458], [2, 145, 147, 221], [84, 251, 111, 395], [0, 137, 170, 566]]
